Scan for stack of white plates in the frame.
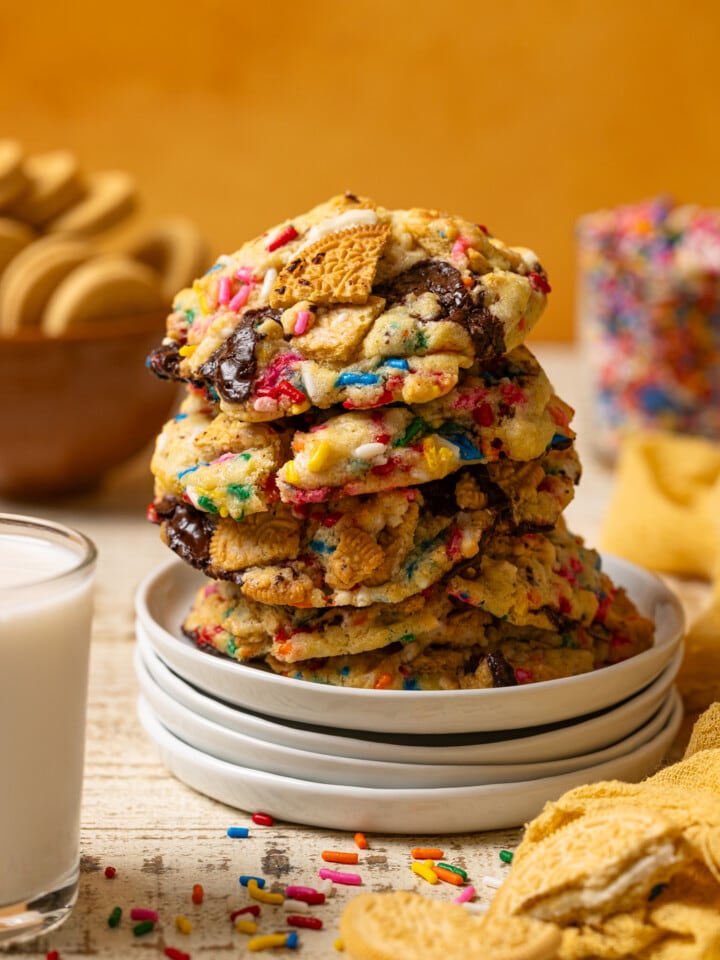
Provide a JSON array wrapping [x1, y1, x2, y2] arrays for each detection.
[[135, 556, 684, 833]]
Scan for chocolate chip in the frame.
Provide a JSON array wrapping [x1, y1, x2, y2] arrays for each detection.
[[374, 260, 505, 360], [486, 651, 518, 687], [198, 308, 280, 404], [146, 342, 183, 380], [156, 497, 215, 569]]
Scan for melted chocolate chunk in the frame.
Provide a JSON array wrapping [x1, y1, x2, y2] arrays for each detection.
[[198, 308, 280, 404], [147, 342, 183, 380], [486, 651, 518, 687], [374, 260, 506, 360], [155, 497, 215, 570]]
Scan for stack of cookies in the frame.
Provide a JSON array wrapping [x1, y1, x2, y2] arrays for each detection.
[[146, 194, 653, 690]]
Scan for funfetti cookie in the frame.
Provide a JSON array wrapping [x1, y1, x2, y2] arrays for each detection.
[[0, 140, 29, 211], [5, 149, 85, 226], [150, 446, 579, 606], [0, 234, 96, 334], [41, 254, 164, 335], [147, 193, 551, 419]]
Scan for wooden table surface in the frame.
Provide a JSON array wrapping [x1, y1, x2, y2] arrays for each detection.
[[1, 345, 706, 958]]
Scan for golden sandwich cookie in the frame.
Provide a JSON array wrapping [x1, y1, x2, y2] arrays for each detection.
[[0, 234, 96, 334], [5, 149, 84, 226], [0, 217, 34, 278], [41, 254, 164, 335], [0, 139, 29, 210], [45, 169, 136, 236]]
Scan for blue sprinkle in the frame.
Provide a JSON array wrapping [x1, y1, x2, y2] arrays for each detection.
[[334, 372, 381, 387], [382, 357, 410, 371], [174, 412, 188, 421], [550, 433, 570, 449], [402, 677, 419, 690], [177, 463, 204, 480], [227, 826, 249, 838], [340, 665, 351, 676], [239, 875, 265, 888], [441, 430, 483, 461], [204, 261, 224, 275], [307, 539, 334, 554], [286, 931, 299, 949]]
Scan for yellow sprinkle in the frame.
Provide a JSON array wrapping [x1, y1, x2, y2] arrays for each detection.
[[411, 860, 439, 884], [178, 344, 197, 357], [248, 878, 284, 905], [236, 919, 258, 934], [283, 461, 300, 485], [289, 401, 310, 415], [248, 933, 289, 951], [437, 445, 455, 468], [422, 437, 439, 471], [175, 915, 192, 934], [334, 938, 345, 951], [308, 440, 333, 472]]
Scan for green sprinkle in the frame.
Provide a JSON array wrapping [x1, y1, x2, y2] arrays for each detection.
[[240, 452, 252, 461], [499, 849, 514, 864], [226, 637, 237, 656], [398, 634, 415, 644], [133, 919, 155, 936], [107, 906, 122, 928], [393, 416, 426, 448], [227, 483, 252, 501], [414, 330, 428, 350], [198, 495, 219, 513], [184, 308, 196, 324], [437, 862, 467, 879]]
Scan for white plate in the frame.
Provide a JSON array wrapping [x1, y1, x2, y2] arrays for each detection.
[[136, 642, 680, 788], [135, 555, 684, 734], [137, 692, 683, 833], [136, 627, 683, 766]]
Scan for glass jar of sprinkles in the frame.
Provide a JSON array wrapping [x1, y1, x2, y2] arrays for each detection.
[[576, 197, 720, 462]]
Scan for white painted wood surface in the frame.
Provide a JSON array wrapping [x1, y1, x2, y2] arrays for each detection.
[[1, 345, 705, 958]]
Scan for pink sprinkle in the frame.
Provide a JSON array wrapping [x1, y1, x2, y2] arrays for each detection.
[[285, 885, 319, 899], [253, 396, 278, 412], [212, 452, 238, 464], [452, 235, 471, 260], [217, 276, 231, 305], [318, 868, 362, 886], [202, 583, 219, 597], [515, 668, 534, 684], [131, 908, 159, 922], [229, 285, 252, 311], [293, 310, 311, 336], [453, 884, 476, 904], [235, 266, 255, 282]]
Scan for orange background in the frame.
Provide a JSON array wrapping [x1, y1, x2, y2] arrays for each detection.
[[2, 0, 719, 340]]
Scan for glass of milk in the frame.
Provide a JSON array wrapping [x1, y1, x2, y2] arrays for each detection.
[[0, 514, 96, 945]]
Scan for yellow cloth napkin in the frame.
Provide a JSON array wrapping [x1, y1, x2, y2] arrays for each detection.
[[339, 706, 720, 960], [600, 431, 720, 710], [487, 703, 720, 959]]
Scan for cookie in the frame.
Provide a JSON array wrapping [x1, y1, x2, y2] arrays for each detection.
[[339, 891, 562, 960], [125, 216, 211, 302], [151, 446, 578, 605], [488, 807, 687, 925], [447, 519, 656, 640], [0, 139, 28, 210], [45, 169, 136, 236], [151, 360, 575, 519], [183, 580, 443, 663], [0, 234, 96, 334], [0, 217, 35, 279], [5, 149, 84, 226], [41, 254, 165, 335], [147, 193, 551, 418]]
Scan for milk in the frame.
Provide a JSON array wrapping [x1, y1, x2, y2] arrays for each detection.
[[0, 532, 94, 909]]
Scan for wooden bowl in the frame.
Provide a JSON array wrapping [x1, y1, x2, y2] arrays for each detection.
[[0, 315, 177, 497]]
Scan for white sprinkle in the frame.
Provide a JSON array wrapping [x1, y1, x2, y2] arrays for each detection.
[[482, 875, 503, 889], [463, 902, 489, 914], [282, 898, 309, 913], [316, 878, 334, 897], [298, 209, 378, 251], [253, 396, 278, 412], [260, 267, 277, 300], [353, 442, 387, 460]]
